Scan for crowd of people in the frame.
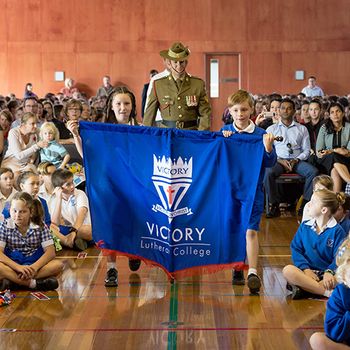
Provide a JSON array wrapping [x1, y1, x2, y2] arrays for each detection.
[[0, 40, 349, 347]]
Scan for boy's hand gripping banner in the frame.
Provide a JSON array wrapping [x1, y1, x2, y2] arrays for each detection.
[[80, 122, 264, 277]]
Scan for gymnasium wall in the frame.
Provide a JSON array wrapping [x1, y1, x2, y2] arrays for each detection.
[[1, 0, 349, 111]]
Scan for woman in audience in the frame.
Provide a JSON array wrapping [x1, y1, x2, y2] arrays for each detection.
[[0, 109, 13, 143], [23, 83, 38, 99], [1, 112, 48, 176], [316, 102, 350, 193], [255, 96, 281, 129]]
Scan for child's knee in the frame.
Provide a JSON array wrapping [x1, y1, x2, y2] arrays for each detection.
[[309, 332, 327, 350], [282, 265, 295, 279], [246, 229, 258, 240]]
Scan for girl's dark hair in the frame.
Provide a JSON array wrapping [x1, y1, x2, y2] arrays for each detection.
[[104, 86, 138, 125], [324, 102, 345, 134], [11, 192, 44, 228]]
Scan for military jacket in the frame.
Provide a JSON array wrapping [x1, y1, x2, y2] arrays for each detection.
[[144, 73, 211, 130]]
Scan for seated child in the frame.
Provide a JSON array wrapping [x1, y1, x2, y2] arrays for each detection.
[[310, 238, 350, 349], [0, 168, 17, 220], [302, 175, 334, 222], [0, 192, 62, 291], [283, 189, 348, 299], [222, 89, 277, 293], [37, 162, 56, 206], [49, 169, 92, 250], [39, 122, 70, 169]]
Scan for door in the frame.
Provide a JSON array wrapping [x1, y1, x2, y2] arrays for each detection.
[[205, 53, 241, 131]]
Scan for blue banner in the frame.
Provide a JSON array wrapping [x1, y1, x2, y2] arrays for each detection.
[[80, 122, 265, 275]]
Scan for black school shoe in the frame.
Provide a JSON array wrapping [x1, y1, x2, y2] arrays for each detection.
[[128, 259, 141, 272], [105, 268, 118, 287], [0, 278, 11, 291], [290, 284, 309, 300], [232, 270, 245, 285], [247, 273, 261, 294], [73, 237, 88, 251], [266, 204, 280, 218], [36, 277, 59, 291]]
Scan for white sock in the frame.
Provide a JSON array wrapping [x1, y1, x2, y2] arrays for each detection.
[[324, 289, 333, 298], [248, 268, 258, 276], [29, 279, 36, 289], [107, 262, 116, 271]]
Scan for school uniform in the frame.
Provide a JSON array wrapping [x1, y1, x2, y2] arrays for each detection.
[[221, 121, 277, 230], [291, 218, 347, 272], [325, 283, 350, 345], [0, 218, 53, 265], [48, 189, 91, 235]]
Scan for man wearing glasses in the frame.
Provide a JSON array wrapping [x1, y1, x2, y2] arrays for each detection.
[[264, 98, 319, 218]]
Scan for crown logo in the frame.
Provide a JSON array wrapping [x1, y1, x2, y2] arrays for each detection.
[[153, 155, 192, 179]]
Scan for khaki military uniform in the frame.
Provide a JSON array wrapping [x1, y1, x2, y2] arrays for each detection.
[[144, 73, 211, 130]]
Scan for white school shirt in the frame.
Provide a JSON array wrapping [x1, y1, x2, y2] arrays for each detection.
[[49, 189, 91, 226]]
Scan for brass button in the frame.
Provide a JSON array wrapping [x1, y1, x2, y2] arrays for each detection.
[[177, 97, 180, 100], [168, 76, 172, 80], [179, 114, 183, 118], [178, 106, 181, 109]]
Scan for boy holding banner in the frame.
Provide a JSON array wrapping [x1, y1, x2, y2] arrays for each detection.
[[222, 90, 276, 294]]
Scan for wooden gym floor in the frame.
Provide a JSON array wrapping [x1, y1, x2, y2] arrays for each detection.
[[0, 211, 326, 350]]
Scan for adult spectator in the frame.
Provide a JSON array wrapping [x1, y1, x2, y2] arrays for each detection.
[[96, 76, 113, 98], [60, 78, 79, 98], [141, 69, 158, 119], [1, 112, 47, 175], [23, 83, 38, 99], [301, 76, 324, 97], [316, 102, 350, 193], [43, 100, 67, 139], [144, 42, 211, 130], [264, 98, 318, 217], [12, 97, 38, 129]]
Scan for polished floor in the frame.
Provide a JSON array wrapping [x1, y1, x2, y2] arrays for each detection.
[[0, 212, 326, 350]]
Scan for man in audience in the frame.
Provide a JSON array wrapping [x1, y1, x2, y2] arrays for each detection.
[[301, 76, 324, 97], [96, 76, 113, 98], [264, 98, 319, 217]]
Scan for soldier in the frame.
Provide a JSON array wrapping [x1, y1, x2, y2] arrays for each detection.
[[144, 42, 211, 131]]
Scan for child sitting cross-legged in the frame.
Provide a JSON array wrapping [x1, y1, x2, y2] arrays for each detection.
[[283, 189, 348, 299], [0, 192, 63, 291], [49, 169, 92, 250], [310, 238, 350, 349]]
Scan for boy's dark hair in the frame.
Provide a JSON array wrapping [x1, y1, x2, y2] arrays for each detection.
[[51, 169, 74, 188], [280, 98, 295, 110], [309, 99, 322, 109]]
